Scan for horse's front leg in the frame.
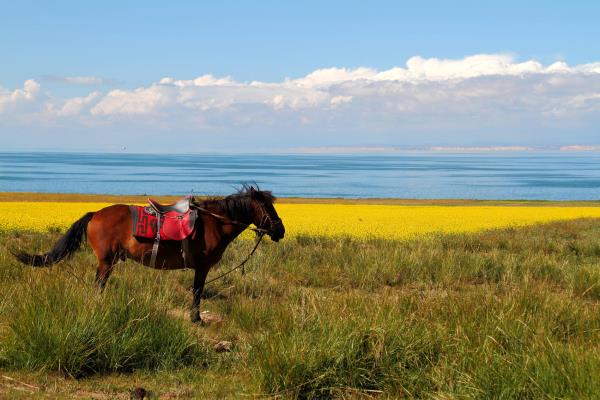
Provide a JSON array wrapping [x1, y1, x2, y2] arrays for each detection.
[[191, 266, 210, 324]]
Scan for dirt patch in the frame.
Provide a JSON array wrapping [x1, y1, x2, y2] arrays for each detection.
[[200, 311, 224, 325], [213, 340, 232, 352], [167, 308, 224, 326], [74, 390, 112, 399], [1, 375, 40, 395], [158, 389, 194, 399], [3, 191, 600, 207]]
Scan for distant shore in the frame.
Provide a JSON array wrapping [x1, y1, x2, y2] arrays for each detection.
[[1, 192, 599, 207]]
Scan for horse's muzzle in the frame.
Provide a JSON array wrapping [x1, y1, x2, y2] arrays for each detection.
[[269, 219, 285, 242]]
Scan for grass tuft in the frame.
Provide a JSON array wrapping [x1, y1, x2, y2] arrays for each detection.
[[250, 315, 439, 399], [1, 274, 209, 377]]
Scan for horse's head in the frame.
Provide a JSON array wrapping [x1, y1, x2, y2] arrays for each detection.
[[248, 187, 285, 242]]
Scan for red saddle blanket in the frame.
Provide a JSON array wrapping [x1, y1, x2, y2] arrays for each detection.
[[129, 205, 196, 241]]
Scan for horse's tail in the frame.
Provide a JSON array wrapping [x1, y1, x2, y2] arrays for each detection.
[[13, 212, 95, 267]]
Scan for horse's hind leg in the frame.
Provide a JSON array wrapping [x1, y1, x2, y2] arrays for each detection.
[[86, 204, 131, 289], [95, 255, 116, 289], [96, 262, 113, 289]]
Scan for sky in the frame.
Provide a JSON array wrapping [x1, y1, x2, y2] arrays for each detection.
[[1, 0, 600, 152]]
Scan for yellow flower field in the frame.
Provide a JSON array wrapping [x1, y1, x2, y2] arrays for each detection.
[[1, 201, 600, 239], [277, 204, 600, 239]]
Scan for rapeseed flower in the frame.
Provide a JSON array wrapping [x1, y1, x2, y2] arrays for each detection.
[[2, 201, 600, 240]]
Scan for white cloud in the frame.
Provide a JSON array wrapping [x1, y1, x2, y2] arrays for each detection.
[[43, 75, 108, 85], [62, 76, 105, 85], [294, 67, 377, 87], [2, 54, 600, 144], [90, 85, 172, 116], [560, 145, 600, 151], [0, 79, 40, 112], [48, 91, 101, 117], [330, 95, 353, 107], [162, 74, 236, 87], [286, 54, 588, 87]]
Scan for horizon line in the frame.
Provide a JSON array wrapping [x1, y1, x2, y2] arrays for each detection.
[[2, 145, 600, 155]]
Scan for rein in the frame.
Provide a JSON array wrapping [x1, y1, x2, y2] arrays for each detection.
[[193, 205, 270, 235], [203, 232, 265, 285], [193, 204, 269, 285]]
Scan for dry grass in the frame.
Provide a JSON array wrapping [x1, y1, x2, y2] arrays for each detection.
[[2, 191, 600, 207]]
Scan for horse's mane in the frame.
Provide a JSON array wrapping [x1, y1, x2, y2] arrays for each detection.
[[193, 185, 275, 222]]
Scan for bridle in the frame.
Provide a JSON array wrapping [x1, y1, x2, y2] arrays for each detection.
[[254, 203, 283, 235], [191, 201, 279, 236]]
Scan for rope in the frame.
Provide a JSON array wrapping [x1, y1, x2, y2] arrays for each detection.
[[204, 232, 265, 285], [191, 203, 270, 285]]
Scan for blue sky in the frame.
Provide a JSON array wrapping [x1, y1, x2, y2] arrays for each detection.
[[2, 1, 600, 152]]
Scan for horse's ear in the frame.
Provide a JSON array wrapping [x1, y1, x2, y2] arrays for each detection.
[[249, 186, 257, 197]]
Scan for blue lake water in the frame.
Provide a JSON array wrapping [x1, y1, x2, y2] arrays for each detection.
[[0, 152, 599, 200]]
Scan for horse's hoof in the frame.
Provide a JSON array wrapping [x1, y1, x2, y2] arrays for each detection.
[[190, 313, 204, 325]]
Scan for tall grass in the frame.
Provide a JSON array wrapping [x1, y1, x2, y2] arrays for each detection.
[[1, 219, 600, 397], [248, 296, 441, 398], [3, 277, 207, 377], [0, 233, 211, 378]]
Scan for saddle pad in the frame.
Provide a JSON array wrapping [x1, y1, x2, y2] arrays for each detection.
[[129, 205, 196, 241]]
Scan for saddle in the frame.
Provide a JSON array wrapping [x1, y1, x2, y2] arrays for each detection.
[[149, 197, 190, 214], [129, 197, 197, 268]]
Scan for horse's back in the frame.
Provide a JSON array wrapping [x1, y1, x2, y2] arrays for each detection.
[[87, 204, 134, 248], [91, 203, 132, 224]]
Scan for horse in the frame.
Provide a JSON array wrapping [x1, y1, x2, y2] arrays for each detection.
[[13, 186, 285, 324]]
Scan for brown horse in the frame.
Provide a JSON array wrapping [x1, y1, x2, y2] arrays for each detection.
[[14, 186, 285, 324]]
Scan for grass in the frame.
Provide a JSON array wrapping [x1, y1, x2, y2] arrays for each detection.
[[2, 278, 208, 378], [1, 218, 600, 398]]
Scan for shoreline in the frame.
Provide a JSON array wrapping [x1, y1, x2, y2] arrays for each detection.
[[1, 191, 599, 207]]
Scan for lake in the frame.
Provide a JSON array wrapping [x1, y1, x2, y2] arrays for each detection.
[[0, 152, 599, 200]]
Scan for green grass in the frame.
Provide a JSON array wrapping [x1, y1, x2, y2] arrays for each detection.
[[1, 219, 600, 398], [2, 278, 208, 378]]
